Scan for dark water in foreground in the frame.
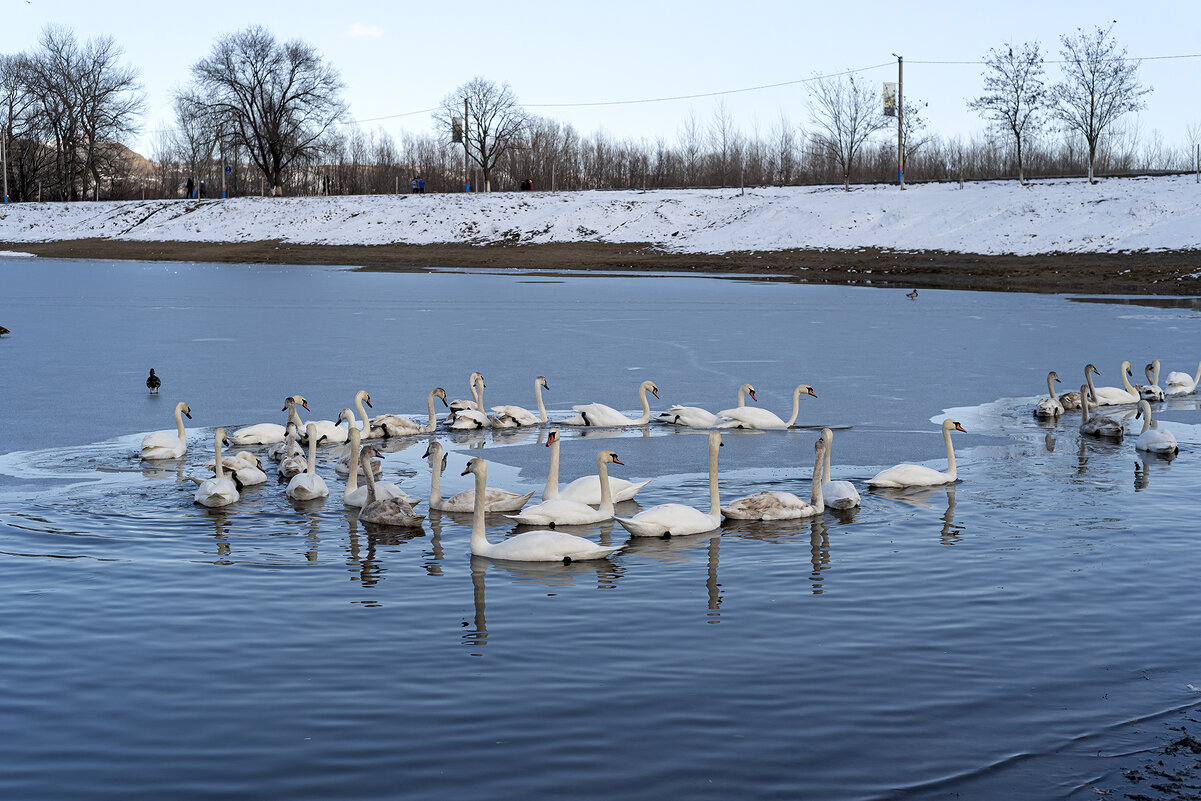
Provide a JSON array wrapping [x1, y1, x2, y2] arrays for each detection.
[[1, 257, 1199, 800]]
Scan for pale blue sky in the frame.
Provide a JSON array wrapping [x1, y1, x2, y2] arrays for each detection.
[[4, 0, 1199, 157]]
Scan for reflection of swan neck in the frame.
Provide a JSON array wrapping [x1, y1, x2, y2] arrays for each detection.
[[707, 433, 722, 516], [786, 386, 803, 427], [544, 435, 560, 499], [305, 424, 318, 474], [942, 421, 958, 481], [596, 452, 614, 515]]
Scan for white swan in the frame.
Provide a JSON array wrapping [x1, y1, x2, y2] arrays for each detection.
[[206, 450, 267, 486], [448, 371, 485, 413], [193, 428, 240, 507], [1078, 384, 1125, 440], [718, 384, 817, 429], [868, 419, 965, 488], [1165, 360, 1201, 396], [286, 423, 329, 500], [358, 446, 425, 527], [1134, 400, 1178, 454], [658, 383, 755, 428], [334, 410, 379, 476], [265, 401, 307, 460], [448, 375, 491, 430], [820, 427, 861, 510], [370, 387, 448, 437], [508, 450, 622, 527], [298, 404, 351, 445], [462, 458, 620, 562], [1034, 371, 1065, 418], [342, 428, 420, 508], [229, 395, 308, 445], [722, 436, 827, 520], [542, 428, 650, 503], [351, 389, 386, 439], [1084, 362, 1139, 406], [423, 440, 534, 512], [141, 401, 192, 459], [490, 375, 550, 428], [1137, 361, 1165, 402], [615, 431, 723, 537], [562, 380, 659, 426]]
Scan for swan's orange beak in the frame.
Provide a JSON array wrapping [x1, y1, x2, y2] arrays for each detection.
[[545, 431, 557, 446], [460, 465, 471, 476], [749, 390, 757, 401], [807, 387, 818, 398], [651, 386, 660, 399], [184, 410, 192, 419], [364, 397, 372, 408], [954, 422, 966, 433], [612, 456, 624, 465]]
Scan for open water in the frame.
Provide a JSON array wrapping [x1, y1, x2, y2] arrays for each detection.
[[1, 256, 1199, 799]]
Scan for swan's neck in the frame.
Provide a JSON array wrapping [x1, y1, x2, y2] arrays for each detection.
[[1139, 407, 1152, 435], [429, 452, 442, 504], [535, 380, 547, 422], [1193, 361, 1201, 385], [737, 386, 747, 407], [707, 439, 721, 516], [596, 456, 614, 515], [1120, 367, 1136, 394], [214, 435, 224, 479], [474, 379, 484, 411], [1046, 374, 1059, 402], [424, 391, 438, 433], [634, 385, 652, 425], [942, 425, 957, 481], [287, 404, 303, 429], [810, 448, 825, 513], [1085, 370, 1098, 401], [822, 439, 832, 484], [471, 467, 489, 553], [345, 436, 360, 492], [362, 454, 377, 503], [543, 438, 560, 499], [785, 388, 802, 427], [306, 431, 318, 474], [355, 396, 371, 434], [175, 404, 187, 439]]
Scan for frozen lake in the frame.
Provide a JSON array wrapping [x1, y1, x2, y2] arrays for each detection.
[[1, 256, 1199, 799]]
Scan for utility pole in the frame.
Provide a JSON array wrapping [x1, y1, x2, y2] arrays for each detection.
[[1, 126, 7, 203], [464, 97, 470, 193], [892, 53, 905, 189]]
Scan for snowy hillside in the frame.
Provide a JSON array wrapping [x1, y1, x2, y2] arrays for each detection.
[[1, 174, 1199, 256]]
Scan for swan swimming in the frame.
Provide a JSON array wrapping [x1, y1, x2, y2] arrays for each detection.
[[490, 375, 550, 428], [141, 401, 192, 460], [357, 446, 425, 527], [286, 423, 330, 500], [1134, 400, 1177, 454], [1078, 384, 1125, 440], [1084, 362, 1139, 406], [229, 395, 308, 445], [615, 431, 723, 537], [658, 383, 756, 428], [423, 440, 533, 512], [342, 427, 420, 508], [193, 428, 240, 508], [1034, 371, 1065, 418], [718, 384, 816, 429], [820, 427, 861, 510], [562, 380, 659, 426], [1165, 360, 1201, 396], [541, 428, 650, 503], [508, 449, 623, 527], [867, 419, 965, 488], [371, 387, 448, 437], [723, 436, 827, 520]]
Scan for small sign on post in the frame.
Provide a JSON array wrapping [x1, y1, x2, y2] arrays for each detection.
[[452, 118, 463, 144], [883, 82, 897, 117]]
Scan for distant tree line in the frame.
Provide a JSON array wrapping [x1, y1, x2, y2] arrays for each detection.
[[3, 23, 1197, 202]]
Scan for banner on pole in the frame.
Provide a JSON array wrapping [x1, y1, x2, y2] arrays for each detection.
[[883, 83, 897, 117], [452, 118, 463, 143]]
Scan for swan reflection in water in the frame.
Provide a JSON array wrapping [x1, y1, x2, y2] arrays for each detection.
[[621, 530, 723, 619], [465, 554, 624, 651], [870, 484, 963, 544], [1134, 450, 1177, 491], [345, 510, 428, 592], [724, 517, 834, 594]]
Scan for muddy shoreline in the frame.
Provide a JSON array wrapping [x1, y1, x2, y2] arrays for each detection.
[[3, 238, 1201, 295]]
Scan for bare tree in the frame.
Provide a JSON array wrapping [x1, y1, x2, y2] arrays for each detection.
[[185, 25, 346, 196], [1052, 25, 1151, 184], [1, 52, 52, 202], [76, 35, 144, 200], [968, 42, 1045, 185], [808, 71, 889, 190], [435, 77, 528, 192]]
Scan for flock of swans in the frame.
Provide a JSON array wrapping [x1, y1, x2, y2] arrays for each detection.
[[136, 358, 1196, 563], [1035, 359, 1198, 455]]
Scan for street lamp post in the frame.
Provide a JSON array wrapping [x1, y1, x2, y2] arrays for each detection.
[[892, 53, 904, 189]]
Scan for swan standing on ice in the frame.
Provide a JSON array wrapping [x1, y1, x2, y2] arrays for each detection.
[[820, 427, 861, 510], [1078, 384, 1125, 440], [423, 440, 534, 512], [508, 450, 623, 527], [723, 436, 827, 520], [615, 431, 724, 537], [1134, 400, 1178, 454], [658, 383, 756, 428], [1165, 360, 1201, 396], [231, 395, 308, 446], [461, 458, 620, 562], [490, 375, 551, 428], [286, 423, 329, 500], [193, 428, 240, 508], [1034, 371, 1065, 418], [868, 419, 966, 488], [141, 401, 192, 459], [371, 387, 448, 437], [1084, 362, 1139, 406], [562, 380, 660, 426], [358, 447, 425, 527], [718, 384, 817, 429], [541, 428, 650, 503]]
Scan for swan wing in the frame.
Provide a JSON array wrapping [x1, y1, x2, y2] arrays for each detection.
[[822, 480, 861, 510], [228, 423, 285, 445], [867, 464, 951, 488], [481, 530, 620, 562], [563, 403, 632, 427], [722, 491, 816, 520], [615, 503, 720, 537], [507, 498, 604, 526], [717, 407, 786, 429], [658, 406, 720, 428]]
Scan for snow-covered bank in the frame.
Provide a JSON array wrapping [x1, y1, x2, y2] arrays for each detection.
[[1, 175, 1199, 256]]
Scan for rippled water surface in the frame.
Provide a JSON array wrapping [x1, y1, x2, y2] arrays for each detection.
[[1, 257, 1199, 800]]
